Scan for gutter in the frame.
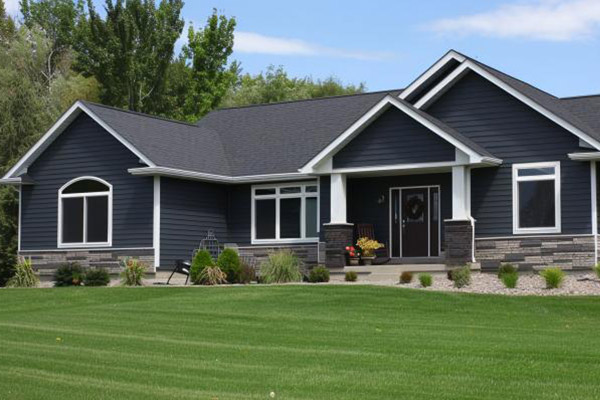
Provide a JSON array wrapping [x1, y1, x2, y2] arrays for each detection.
[[128, 166, 316, 184], [568, 152, 600, 161]]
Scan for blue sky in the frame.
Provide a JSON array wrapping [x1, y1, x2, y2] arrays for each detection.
[[6, 0, 600, 97]]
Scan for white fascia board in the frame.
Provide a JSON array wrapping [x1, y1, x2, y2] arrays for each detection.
[[0, 178, 26, 185], [399, 50, 466, 101], [331, 160, 464, 174], [299, 94, 492, 174], [415, 60, 600, 152], [129, 166, 315, 184], [568, 152, 600, 161], [2, 101, 156, 180]]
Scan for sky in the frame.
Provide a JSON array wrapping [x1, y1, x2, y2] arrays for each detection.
[[5, 0, 600, 97]]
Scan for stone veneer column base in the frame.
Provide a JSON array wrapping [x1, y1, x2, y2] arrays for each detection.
[[323, 223, 354, 268], [476, 235, 596, 272], [18, 249, 155, 278], [444, 220, 473, 266]]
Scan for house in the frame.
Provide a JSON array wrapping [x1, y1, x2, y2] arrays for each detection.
[[2, 50, 600, 274]]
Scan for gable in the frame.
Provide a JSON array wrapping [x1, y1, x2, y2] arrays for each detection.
[[333, 107, 456, 169], [427, 72, 582, 159]]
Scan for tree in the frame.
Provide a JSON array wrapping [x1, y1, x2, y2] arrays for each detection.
[[0, 0, 16, 44], [177, 9, 238, 121], [221, 65, 366, 108], [76, 0, 185, 113]]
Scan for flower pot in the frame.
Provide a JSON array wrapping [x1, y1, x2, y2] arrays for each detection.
[[349, 258, 360, 266], [362, 256, 375, 266]]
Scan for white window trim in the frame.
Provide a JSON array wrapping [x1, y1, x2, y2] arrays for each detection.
[[251, 182, 319, 245], [57, 176, 113, 248], [512, 162, 561, 235]]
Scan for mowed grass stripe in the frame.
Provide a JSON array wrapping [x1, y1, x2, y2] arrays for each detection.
[[1, 286, 600, 399]]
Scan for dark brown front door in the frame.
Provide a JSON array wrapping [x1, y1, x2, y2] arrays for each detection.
[[401, 188, 429, 257]]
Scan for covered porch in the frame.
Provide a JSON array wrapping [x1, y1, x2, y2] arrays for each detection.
[[323, 165, 475, 268]]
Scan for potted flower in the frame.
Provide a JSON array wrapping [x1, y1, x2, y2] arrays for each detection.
[[346, 245, 360, 266], [356, 237, 384, 265]]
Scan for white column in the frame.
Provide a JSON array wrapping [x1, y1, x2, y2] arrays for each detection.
[[451, 166, 469, 220], [330, 173, 347, 224], [591, 161, 598, 263], [153, 176, 161, 269]]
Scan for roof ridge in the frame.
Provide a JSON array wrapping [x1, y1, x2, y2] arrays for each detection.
[[561, 94, 600, 100], [81, 100, 200, 128], [210, 89, 403, 113]]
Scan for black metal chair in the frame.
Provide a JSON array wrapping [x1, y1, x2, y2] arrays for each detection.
[[166, 259, 191, 285]]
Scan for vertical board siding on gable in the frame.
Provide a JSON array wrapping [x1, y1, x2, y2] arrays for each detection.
[[160, 177, 228, 267], [347, 174, 452, 248], [332, 107, 456, 169], [20, 114, 153, 250], [427, 72, 591, 237]]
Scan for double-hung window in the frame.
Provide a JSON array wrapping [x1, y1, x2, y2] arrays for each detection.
[[58, 177, 112, 247], [252, 182, 319, 243], [512, 162, 561, 234]]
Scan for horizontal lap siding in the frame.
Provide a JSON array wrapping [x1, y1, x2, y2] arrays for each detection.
[[333, 108, 455, 169], [427, 72, 590, 237], [21, 114, 153, 250], [227, 184, 252, 245], [160, 178, 228, 267], [347, 174, 452, 247]]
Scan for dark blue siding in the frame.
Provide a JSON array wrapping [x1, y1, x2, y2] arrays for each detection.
[[160, 178, 229, 267], [21, 114, 153, 250], [427, 72, 591, 237], [227, 184, 252, 245], [347, 173, 452, 248], [319, 176, 331, 241], [333, 107, 456, 169]]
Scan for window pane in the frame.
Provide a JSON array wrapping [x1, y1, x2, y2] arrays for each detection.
[[62, 198, 84, 243], [256, 199, 276, 239], [519, 180, 555, 228], [280, 198, 301, 238], [87, 196, 108, 242], [255, 188, 275, 196], [63, 179, 109, 194], [518, 167, 555, 177], [280, 187, 301, 194], [305, 186, 318, 193], [305, 197, 318, 237]]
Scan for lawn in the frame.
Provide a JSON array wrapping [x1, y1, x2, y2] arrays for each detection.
[[1, 286, 599, 399]]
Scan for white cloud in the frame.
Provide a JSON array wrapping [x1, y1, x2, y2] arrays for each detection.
[[4, 0, 19, 16], [233, 31, 393, 61], [427, 0, 600, 41]]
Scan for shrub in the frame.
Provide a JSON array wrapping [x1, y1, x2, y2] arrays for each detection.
[[260, 250, 303, 283], [6, 257, 38, 288], [419, 273, 433, 288], [446, 268, 456, 281], [84, 268, 110, 287], [197, 266, 227, 285], [501, 272, 519, 289], [190, 250, 214, 284], [399, 271, 413, 284], [217, 248, 242, 283], [540, 267, 565, 289], [594, 263, 600, 279], [121, 258, 147, 286], [452, 266, 471, 288], [309, 266, 330, 283], [345, 271, 358, 282], [54, 263, 84, 287], [498, 263, 518, 278], [239, 261, 256, 284]]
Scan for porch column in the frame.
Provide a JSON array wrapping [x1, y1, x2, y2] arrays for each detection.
[[445, 166, 475, 266], [324, 173, 353, 268]]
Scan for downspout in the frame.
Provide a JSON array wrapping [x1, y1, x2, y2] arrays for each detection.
[[591, 161, 598, 265]]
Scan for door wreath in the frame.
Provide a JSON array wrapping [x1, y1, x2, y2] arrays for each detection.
[[404, 195, 425, 221]]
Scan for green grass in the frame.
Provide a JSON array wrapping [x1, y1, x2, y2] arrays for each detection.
[[1, 286, 600, 399]]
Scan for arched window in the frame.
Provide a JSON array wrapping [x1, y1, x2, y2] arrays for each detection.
[[58, 177, 112, 247]]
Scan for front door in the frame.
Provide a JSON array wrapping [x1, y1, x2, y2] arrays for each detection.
[[390, 186, 440, 258]]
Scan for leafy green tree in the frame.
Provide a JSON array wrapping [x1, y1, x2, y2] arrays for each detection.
[[178, 9, 238, 121], [221, 65, 366, 108], [76, 0, 185, 113], [0, 0, 15, 44]]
